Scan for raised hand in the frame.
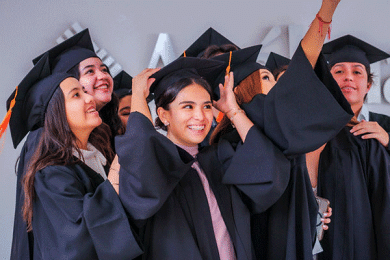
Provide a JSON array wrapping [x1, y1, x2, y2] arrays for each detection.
[[132, 68, 160, 100], [131, 68, 160, 123], [213, 72, 240, 115]]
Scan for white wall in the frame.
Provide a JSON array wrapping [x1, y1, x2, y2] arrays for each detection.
[[1, 0, 390, 258]]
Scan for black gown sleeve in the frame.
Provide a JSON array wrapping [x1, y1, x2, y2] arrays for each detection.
[[242, 43, 353, 155], [115, 112, 194, 221], [33, 165, 142, 259], [218, 125, 291, 213], [366, 140, 390, 258]]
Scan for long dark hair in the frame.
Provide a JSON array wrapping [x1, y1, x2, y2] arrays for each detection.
[[22, 87, 114, 231], [154, 76, 213, 131], [210, 70, 263, 144]]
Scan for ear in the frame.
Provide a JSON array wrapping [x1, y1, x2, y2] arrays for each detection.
[[157, 107, 169, 125], [366, 81, 372, 92]]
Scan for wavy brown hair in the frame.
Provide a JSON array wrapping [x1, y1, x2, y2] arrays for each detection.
[[210, 70, 263, 144], [22, 87, 114, 231]]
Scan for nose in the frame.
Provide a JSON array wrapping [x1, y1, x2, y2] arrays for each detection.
[[96, 69, 109, 79], [344, 70, 353, 81], [84, 92, 94, 104], [193, 107, 205, 121]]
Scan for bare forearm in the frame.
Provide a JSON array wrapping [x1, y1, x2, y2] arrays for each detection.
[[131, 94, 153, 123], [301, 0, 340, 68], [226, 108, 254, 142]]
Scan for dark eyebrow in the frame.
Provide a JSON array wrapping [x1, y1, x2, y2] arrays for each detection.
[[179, 101, 196, 105], [67, 87, 80, 97], [352, 64, 365, 69], [178, 100, 212, 105], [119, 106, 131, 113], [80, 64, 95, 72]]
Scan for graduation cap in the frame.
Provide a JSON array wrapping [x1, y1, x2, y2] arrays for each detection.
[[265, 52, 290, 75], [181, 27, 239, 58], [150, 57, 225, 101], [2, 53, 75, 148], [32, 28, 97, 73], [322, 34, 390, 69], [211, 45, 265, 99], [113, 70, 133, 99]]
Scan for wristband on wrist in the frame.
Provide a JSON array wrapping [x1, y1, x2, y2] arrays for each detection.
[[316, 12, 332, 39]]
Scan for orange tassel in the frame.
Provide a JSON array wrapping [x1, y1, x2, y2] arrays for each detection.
[[0, 86, 18, 139], [225, 51, 232, 75], [183, 51, 187, 57], [216, 111, 224, 123]]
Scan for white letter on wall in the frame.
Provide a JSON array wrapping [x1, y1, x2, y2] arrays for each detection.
[[148, 33, 175, 68]]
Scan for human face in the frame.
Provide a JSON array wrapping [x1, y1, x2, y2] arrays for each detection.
[[259, 69, 276, 94], [78, 57, 114, 111], [118, 95, 132, 128], [330, 62, 371, 113], [60, 77, 102, 143], [158, 84, 213, 147]]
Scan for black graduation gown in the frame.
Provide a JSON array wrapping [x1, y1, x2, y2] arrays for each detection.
[[31, 161, 142, 259], [240, 44, 353, 260], [242, 43, 353, 156], [11, 128, 42, 260], [317, 127, 390, 260], [369, 111, 390, 152], [115, 112, 291, 260]]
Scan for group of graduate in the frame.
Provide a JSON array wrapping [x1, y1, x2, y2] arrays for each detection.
[[3, 0, 390, 259]]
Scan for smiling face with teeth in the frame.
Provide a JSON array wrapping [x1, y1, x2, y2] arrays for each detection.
[[330, 62, 371, 115], [60, 77, 102, 148], [78, 57, 114, 111], [157, 83, 213, 147]]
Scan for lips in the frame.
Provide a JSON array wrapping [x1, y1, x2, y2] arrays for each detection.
[[86, 105, 97, 113], [340, 85, 356, 92]]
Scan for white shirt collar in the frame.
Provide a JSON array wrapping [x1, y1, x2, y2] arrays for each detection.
[[357, 104, 370, 122], [73, 143, 107, 180]]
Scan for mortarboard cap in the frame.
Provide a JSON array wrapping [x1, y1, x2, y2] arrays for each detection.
[[181, 27, 239, 58], [6, 53, 75, 148], [211, 45, 265, 99], [265, 52, 290, 75], [323, 34, 390, 69], [150, 57, 225, 101], [32, 28, 97, 73], [113, 70, 133, 99]]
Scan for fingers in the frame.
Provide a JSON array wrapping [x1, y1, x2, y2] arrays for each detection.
[[321, 206, 332, 230], [147, 78, 156, 88]]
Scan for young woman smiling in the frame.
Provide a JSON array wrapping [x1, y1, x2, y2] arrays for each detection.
[[111, 58, 290, 259], [5, 59, 142, 258]]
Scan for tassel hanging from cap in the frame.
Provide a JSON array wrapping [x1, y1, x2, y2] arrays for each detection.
[[225, 51, 232, 75], [183, 51, 187, 57], [0, 86, 18, 140], [216, 111, 224, 123]]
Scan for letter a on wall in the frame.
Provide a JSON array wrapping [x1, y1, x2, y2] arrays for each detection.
[[148, 33, 175, 68]]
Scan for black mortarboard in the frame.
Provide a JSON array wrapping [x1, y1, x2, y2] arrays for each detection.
[[265, 52, 290, 75], [150, 57, 225, 101], [6, 53, 75, 148], [32, 28, 97, 73], [211, 45, 265, 99], [323, 34, 390, 69], [181, 27, 239, 58], [113, 70, 133, 99]]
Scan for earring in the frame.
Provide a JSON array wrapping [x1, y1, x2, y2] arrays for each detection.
[[164, 122, 170, 126]]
